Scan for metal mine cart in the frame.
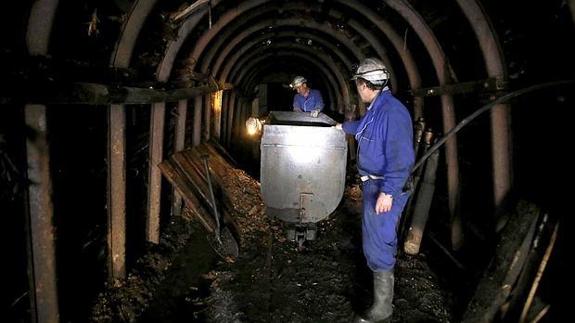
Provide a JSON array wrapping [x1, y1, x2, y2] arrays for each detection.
[[260, 111, 347, 246]]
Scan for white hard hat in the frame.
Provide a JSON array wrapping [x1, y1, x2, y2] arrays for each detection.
[[290, 76, 307, 88], [351, 58, 390, 85]]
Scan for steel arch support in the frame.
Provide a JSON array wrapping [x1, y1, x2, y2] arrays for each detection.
[[384, 0, 462, 248], [456, 0, 511, 217]]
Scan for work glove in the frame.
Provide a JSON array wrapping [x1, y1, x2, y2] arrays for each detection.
[[310, 110, 320, 118]]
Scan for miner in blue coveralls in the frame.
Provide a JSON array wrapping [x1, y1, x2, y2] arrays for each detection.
[[290, 76, 324, 117], [336, 58, 414, 323]]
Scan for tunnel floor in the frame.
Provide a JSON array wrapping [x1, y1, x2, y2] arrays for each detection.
[[91, 166, 453, 323]]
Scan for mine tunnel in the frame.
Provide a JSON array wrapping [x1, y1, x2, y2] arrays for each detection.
[[1, 0, 573, 322]]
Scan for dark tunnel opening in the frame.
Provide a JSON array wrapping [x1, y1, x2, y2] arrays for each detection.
[[1, 0, 574, 322]]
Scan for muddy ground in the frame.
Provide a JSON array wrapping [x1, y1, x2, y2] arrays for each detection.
[[91, 167, 454, 322]]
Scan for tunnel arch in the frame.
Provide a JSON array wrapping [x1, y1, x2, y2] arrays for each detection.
[[237, 54, 339, 112], [226, 40, 348, 100], [211, 17, 366, 111], [333, 0, 424, 116], [231, 48, 348, 112], [185, 3, 400, 91], [211, 29, 355, 77]]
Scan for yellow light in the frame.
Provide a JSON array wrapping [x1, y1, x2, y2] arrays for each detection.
[[246, 117, 262, 136], [212, 90, 223, 112]]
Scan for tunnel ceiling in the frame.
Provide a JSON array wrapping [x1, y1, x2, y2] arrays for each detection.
[[6, 0, 574, 104]]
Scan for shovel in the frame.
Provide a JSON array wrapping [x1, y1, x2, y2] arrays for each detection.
[[201, 155, 239, 260]]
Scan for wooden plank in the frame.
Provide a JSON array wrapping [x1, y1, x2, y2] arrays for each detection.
[[204, 94, 211, 141], [179, 149, 235, 215], [462, 201, 541, 322], [160, 143, 241, 241], [193, 96, 202, 146], [107, 104, 126, 282], [146, 102, 165, 243], [172, 100, 188, 217], [172, 152, 213, 213], [158, 161, 215, 232], [25, 104, 59, 323], [208, 140, 238, 167]]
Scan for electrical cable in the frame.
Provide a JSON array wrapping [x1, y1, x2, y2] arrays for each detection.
[[410, 80, 574, 174]]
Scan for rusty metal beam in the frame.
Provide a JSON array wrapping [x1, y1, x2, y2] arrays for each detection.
[[107, 105, 126, 282], [157, 0, 223, 82], [193, 3, 395, 89], [146, 102, 165, 243], [111, 0, 158, 68], [216, 18, 363, 81], [2, 82, 232, 105], [210, 29, 355, 81], [456, 0, 512, 220], [385, 0, 463, 249], [199, 14, 356, 77], [26, 0, 59, 56], [334, 0, 423, 118], [182, 0, 269, 76]]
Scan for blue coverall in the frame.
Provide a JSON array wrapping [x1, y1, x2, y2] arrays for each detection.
[[342, 90, 414, 272], [293, 89, 324, 112]]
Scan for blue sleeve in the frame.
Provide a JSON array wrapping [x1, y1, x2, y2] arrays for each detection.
[[293, 94, 300, 110], [342, 120, 361, 135], [379, 109, 414, 196]]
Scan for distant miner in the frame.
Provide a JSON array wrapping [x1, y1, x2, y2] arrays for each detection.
[[290, 75, 324, 117]]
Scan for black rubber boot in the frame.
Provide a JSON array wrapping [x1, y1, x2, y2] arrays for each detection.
[[353, 271, 394, 323]]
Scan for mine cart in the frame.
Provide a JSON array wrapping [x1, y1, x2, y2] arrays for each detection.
[[260, 111, 347, 245]]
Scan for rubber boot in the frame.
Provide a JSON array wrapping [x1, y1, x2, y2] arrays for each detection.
[[353, 271, 394, 323]]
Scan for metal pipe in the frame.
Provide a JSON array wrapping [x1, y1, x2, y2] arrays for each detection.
[[201, 156, 221, 241], [404, 148, 439, 255]]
